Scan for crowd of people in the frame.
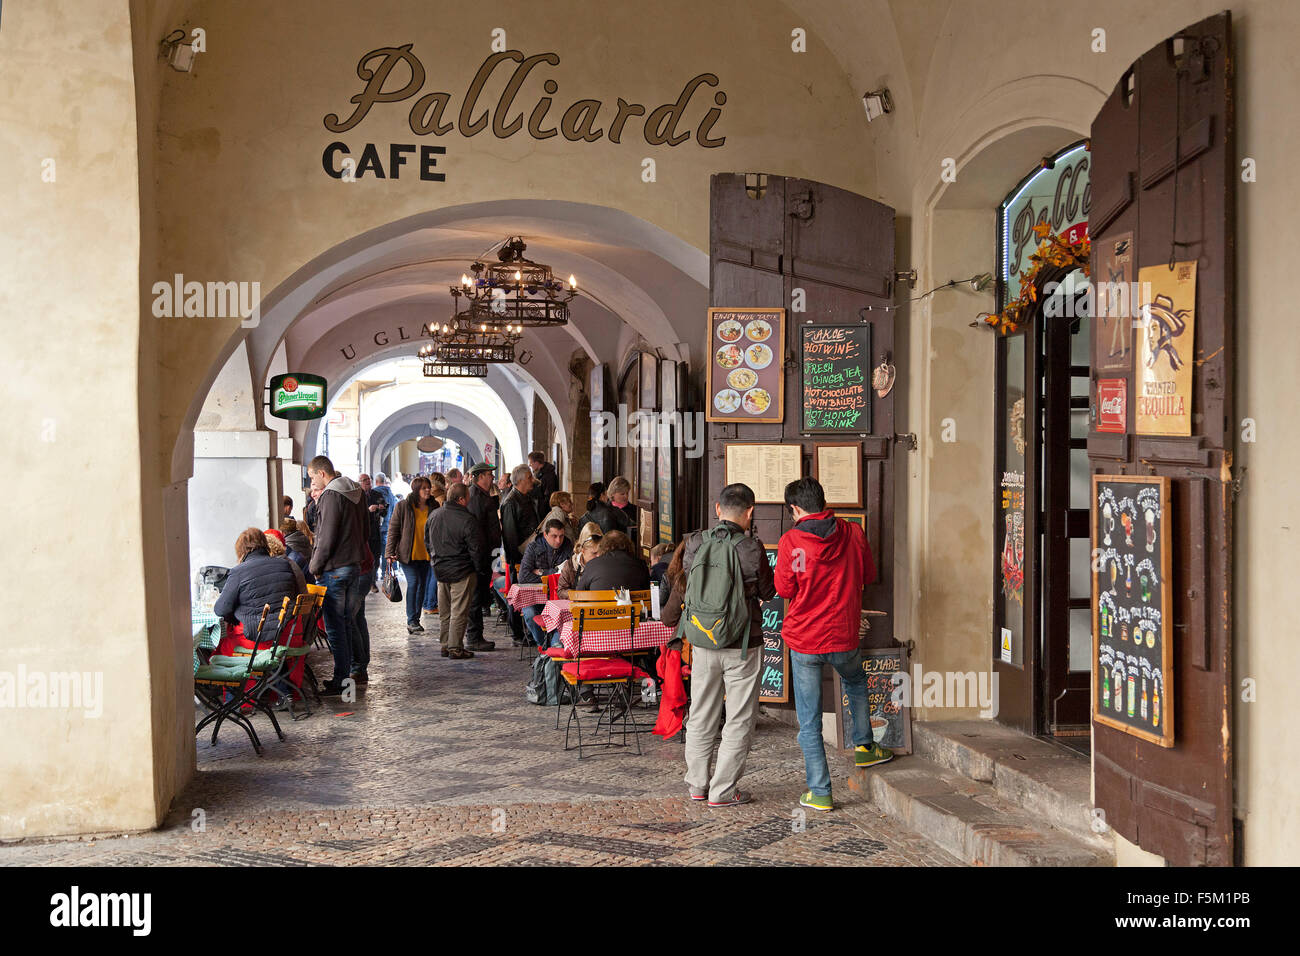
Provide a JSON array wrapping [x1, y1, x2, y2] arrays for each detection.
[[207, 446, 893, 812]]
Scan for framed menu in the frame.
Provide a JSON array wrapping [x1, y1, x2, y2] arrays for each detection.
[[1092, 474, 1173, 747], [724, 443, 802, 504], [801, 325, 871, 433], [813, 442, 862, 508], [706, 307, 785, 423]]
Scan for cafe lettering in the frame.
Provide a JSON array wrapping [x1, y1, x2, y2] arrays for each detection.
[[322, 45, 729, 180]]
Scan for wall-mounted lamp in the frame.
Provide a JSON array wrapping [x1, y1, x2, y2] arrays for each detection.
[[862, 88, 893, 122], [969, 273, 994, 293]]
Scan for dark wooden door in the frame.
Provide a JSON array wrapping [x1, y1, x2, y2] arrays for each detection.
[[1087, 12, 1235, 865], [708, 174, 897, 701]]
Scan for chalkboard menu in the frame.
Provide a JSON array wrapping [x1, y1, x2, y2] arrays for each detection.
[[706, 307, 785, 423], [801, 325, 871, 433], [837, 645, 912, 754], [759, 548, 789, 703], [1092, 474, 1174, 747]]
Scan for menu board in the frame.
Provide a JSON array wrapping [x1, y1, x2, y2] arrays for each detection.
[[1092, 474, 1173, 747], [706, 307, 785, 423], [724, 443, 802, 504], [656, 445, 675, 545], [837, 646, 912, 754], [801, 325, 871, 433], [759, 548, 789, 703]]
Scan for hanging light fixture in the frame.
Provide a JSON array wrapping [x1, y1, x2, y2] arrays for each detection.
[[432, 401, 448, 432], [448, 236, 578, 328]]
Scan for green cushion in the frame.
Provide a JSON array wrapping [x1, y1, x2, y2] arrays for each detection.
[[194, 663, 254, 683], [209, 647, 287, 671]]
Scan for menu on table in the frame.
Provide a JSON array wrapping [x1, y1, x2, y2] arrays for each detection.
[[724, 443, 802, 504], [801, 325, 871, 433], [706, 307, 785, 423], [1092, 474, 1174, 747]]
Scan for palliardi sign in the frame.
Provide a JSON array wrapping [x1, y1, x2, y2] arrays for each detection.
[[321, 45, 728, 180]]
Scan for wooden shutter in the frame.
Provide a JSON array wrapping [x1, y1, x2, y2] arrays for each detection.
[[708, 175, 897, 650], [1088, 12, 1235, 866]]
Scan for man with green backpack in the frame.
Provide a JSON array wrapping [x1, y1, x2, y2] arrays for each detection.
[[677, 483, 776, 807]]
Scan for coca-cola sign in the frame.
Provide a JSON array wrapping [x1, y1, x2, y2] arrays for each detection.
[[1096, 378, 1127, 433]]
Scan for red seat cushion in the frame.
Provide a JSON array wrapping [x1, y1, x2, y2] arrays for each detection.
[[542, 647, 575, 659], [561, 659, 649, 680]]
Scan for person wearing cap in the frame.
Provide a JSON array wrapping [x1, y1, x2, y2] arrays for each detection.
[[463, 462, 500, 651]]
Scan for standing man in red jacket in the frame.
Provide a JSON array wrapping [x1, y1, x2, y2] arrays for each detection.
[[775, 476, 892, 812]]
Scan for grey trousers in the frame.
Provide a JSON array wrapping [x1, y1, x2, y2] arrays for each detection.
[[683, 644, 763, 803], [438, 573, 476, 650]]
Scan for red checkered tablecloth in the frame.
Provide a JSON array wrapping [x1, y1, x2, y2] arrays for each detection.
[[506, 583, 548, 611], [558, 618, 674, 655], [537, 600, 571, 632]]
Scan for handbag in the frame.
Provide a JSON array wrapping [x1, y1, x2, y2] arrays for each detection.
[[381, 559, 403, 603]]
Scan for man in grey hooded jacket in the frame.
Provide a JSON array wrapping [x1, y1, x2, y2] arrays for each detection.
[[308, 456, 373, 693]]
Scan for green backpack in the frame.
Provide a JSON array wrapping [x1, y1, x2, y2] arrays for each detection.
[[678, 524, 751, 658]]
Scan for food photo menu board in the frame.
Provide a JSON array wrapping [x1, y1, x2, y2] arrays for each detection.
[[1092, 474, 1174, 747], [706, 307, 785, 423]]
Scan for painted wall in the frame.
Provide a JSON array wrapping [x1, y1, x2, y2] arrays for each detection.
[[0, 0, 165, 836]]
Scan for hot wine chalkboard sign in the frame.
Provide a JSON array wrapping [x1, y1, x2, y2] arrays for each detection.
[[759, 547, 789, 703], [801, 325, 871, 433]]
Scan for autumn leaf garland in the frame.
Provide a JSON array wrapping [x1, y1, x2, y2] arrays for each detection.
[[986, 222, 1091, 335]]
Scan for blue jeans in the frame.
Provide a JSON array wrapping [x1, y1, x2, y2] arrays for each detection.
[[349, 571, 371, 671], [521, 604, 547, 647], [400, 560, 430, 628], [423, 562, 439, 611], [791, 648, 872, 797], [319, 565, 361, 684]]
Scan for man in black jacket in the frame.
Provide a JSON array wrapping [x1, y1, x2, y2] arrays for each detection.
[[307, 456, 373, 693], [526, 451, 559, 514], [518, 519, 573, 647], [497, 464, 539, 646], [464, 462, 500, 651], [424, 482, 484, 659]]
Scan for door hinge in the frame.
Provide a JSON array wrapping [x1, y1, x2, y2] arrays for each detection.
[[895, 269, 917, 290], [893, 432, 917, 451]]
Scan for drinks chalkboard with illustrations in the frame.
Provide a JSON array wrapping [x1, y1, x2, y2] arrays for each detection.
[[1092, 474, 1173, 747]]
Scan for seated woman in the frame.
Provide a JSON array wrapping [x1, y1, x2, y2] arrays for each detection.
[[575, 530, 651, 592], [518, 519, 575, 647], [213, 527, 307, 656], [268, 525, 313, 584], [543, 491, 580, 541], [556, 523, 602, 600]]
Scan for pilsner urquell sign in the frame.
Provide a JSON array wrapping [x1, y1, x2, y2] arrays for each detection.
[[269, 373, 327, 421]]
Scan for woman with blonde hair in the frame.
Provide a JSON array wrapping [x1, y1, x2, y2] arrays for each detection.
[[213, 527, 306, 648], [555, 522, 603, 599], [544, 490, 580, 540]]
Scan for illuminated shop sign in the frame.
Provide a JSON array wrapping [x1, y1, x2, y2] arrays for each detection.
[[268, 373, 327, 420], [999, 141, 1090, 289]]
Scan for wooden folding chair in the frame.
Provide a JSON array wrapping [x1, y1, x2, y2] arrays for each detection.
[[194, 598, 290, 754], [209, 592, 319, 719], [560, 595, 650, 757]]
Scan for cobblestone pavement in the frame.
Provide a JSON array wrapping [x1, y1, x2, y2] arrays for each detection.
[[1, 596, 961, 866]]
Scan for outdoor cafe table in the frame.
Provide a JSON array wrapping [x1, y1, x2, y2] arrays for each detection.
[[506, 583, 549, 611], [557, 617, 674, 656], [537, 599, 571, 632]]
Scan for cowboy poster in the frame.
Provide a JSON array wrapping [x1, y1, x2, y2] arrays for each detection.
[[1136, 260, 1196, 436]]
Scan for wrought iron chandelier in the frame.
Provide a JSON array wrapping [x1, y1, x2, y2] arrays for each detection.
[[449, 236, 578, 328], [425, 317, 524, 364]]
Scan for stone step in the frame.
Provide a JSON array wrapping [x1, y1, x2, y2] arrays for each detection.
[[909, 720, 1111, 852], [845, 754, 1114, 867]]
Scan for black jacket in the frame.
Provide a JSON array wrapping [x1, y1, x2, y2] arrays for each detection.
[[575, 550, 651, 592], [467, 483, 501, 570], [528, 461, 559, 512], [578, 499, 629, 537], [364, 488, 388, 541], [500, 489, 540, 565], [680, 520, 776, 648], [424, 500, 485, 583], [214, 550, 306, 643], [519, 534, 574, 583], [309, 476, 372, 577]]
